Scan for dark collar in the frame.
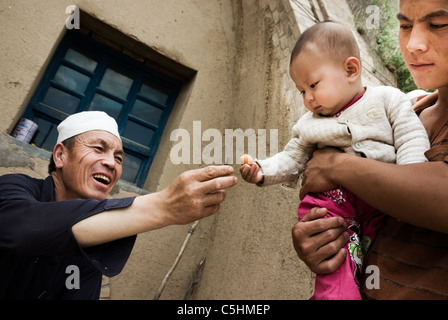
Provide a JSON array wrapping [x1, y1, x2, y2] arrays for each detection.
[[41, 176, 56, 202]]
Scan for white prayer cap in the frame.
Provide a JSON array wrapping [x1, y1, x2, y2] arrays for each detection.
[[57, 111, 121, 143]]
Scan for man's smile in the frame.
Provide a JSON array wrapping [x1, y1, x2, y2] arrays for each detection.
[[92, 174, 111, 185]]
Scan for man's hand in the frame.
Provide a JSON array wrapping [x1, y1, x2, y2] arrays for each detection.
[[160, 165, 238, 225], [299, 148, 343, 199], [292, 207, 349, 274]]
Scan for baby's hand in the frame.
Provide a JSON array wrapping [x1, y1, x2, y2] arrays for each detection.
[[239, 154, 263, 184]]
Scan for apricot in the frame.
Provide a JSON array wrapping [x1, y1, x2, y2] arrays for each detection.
[[240, 154, 254, 165]]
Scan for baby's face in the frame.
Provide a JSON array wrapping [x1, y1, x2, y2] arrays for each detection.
[[290, 49, 360, 116]]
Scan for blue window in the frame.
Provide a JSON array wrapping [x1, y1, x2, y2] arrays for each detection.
[[22, 31, 180, 187]]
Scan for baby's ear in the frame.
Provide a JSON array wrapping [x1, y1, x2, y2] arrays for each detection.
[[344, 57, 361, 80]]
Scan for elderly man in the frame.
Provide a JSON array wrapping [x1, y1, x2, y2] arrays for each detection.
[[0, 111, 237, 299]]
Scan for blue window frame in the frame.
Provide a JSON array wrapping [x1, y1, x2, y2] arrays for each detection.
[[22, 31, 181, 187]]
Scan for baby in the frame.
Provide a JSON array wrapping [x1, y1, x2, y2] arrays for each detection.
[[240, 22, 430, 300]]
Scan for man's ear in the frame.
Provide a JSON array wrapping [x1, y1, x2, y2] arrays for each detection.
[[344, 57, 361, 81], [52, 143, 66, 169]]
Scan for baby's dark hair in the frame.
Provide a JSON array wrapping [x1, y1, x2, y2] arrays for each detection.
[[290, 22, 361, 65]]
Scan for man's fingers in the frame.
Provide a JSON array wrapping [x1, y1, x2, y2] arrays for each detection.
[[292, 207, 349, 274], [306, 217, 348, 237], [292, 221, 347, 255], [202, 175, 238, 194], [202, 189, 227, 208], [315, 248, 347, 274], [315, 227, 349, 255], [200, 203, 224, 219], [299, 208, 347, 234], [299, 207, 329, 222], [195, 165, 235, 182], [180, 166, 237, 195]]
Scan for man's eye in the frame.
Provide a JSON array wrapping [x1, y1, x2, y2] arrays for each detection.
[[430, 23, 448, 30], [399, 24, 412, 30]]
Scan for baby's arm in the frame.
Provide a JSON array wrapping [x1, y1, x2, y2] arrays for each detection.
[[240, 119, 314, 187], [258, 121, 314, 187]]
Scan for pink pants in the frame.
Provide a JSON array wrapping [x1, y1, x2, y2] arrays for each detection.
[[298, 187, 385, 300]]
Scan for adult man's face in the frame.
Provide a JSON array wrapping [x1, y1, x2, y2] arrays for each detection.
[[57, 130, 123, 201], [398, 0, 448, 91]]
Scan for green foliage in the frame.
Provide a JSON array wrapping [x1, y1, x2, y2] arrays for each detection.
[[371, 0, 417, 92]]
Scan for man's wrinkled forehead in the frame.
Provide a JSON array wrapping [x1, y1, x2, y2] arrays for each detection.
[[74, 130, 124, 154], [398, 0, 448, 21]]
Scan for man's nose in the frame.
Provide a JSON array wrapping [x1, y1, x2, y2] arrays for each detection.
[[101, 152, 116, 168], [407, 25, 429, 53]]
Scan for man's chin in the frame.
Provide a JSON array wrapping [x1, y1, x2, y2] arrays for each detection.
[[87, 180, 115, 200], [81, 188, 110, 201]]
